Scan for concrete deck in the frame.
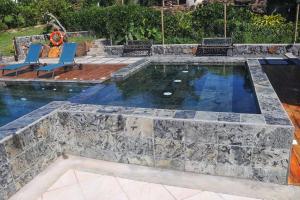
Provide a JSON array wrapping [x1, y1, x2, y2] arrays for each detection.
[[9, 155, 300, 200]]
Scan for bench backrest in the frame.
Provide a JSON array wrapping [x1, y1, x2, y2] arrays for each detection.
[[202, 38, 232, 46], [127, 40, 152, 47]]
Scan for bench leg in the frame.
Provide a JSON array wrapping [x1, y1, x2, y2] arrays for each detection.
[[2, 69, 4, 75], [52, 71, 55, 79], [37, 71, 39, 77], [15, 70, 18, 77]]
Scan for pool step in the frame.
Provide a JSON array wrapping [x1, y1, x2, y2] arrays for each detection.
[[87, 39, 109, 56], [289, 145, 300, 185]]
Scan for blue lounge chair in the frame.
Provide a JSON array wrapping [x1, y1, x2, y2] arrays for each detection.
[[36, 43, 78, 78], [2, 43, 42, 76]]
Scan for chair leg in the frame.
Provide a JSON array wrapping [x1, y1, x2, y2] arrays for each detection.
[[2, 69, 4, 75], [15, 70, 18, 77], [37, 71, 39, 77], [52, 71, 55, 79]]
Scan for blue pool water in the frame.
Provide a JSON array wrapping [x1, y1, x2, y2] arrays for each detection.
[[72, 64, 260, 114], [261, 59, 300, 106], [0, 63, 260, 128], [0, 83, 90, 127]]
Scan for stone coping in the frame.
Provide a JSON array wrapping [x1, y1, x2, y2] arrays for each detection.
[[0, 101, 69, 142], [0, 78, 105, 85]]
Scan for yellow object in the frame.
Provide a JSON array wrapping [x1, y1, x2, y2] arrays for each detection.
[[48, 46, 61, 58]]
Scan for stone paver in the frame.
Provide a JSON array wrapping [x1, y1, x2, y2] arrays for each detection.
[[37, 169, 261, 200]]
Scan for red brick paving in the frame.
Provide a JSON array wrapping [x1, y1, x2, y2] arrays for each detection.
[[0, 64, 126, 81]]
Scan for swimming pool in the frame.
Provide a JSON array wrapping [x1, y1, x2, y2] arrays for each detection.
[[72, 63, 260, 114], [261, 59, 300, 106], [0, 82, 90, 127]]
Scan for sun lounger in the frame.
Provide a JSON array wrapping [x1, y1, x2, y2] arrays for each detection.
[[36, 43, 78, 78], [2, 43, 42, 76]]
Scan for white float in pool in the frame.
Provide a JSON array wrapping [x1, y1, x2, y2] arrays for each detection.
[[182, 70, 188, 73], [69, 89, 73, 92], [20, 98, 27, 101], [174, 80, 182, 83], [163, 92, 172, 96], [53, 88, 57, 91], [42, 88, 45, 90]]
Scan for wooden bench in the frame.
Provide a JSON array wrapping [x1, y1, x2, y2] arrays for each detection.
[[197, 38, 234, 56], [122, 40, 152, 57]]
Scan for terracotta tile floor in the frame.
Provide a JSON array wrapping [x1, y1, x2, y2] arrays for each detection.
[[37, 169, 261, 200], [0, 64, 125, 81]]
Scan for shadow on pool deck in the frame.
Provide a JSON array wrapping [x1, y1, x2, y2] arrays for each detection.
[[0, 64, 126, 82]]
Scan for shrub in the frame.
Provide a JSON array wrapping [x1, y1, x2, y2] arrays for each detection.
[[249, 14, 294, 43], [0, 2, 295, 44], [19, 5, 40, 27], [0, 22, 8, 31]]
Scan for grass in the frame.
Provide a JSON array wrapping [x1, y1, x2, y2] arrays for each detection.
[[0, 25, 45, 56], [68, 35, 95, 43], [0, 25, 96, 56]]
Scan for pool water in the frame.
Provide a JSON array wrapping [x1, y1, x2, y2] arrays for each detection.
[[73, 64, 260, 114], [262, 59, 300, 105], [0, 83, 90, 127]]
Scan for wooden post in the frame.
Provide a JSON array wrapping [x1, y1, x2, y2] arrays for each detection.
[[224, 0, 227, 38], [161, 0, 165, 54], [294, 3, 300, 44]]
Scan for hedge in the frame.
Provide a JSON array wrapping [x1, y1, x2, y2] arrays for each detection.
[[0, 1, 295, 44]]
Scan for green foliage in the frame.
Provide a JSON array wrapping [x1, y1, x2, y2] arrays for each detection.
[[192, 3, 225, 38], [61, 5, 161, 44], [19, 5, 40, 27], [249, 14, 294, 43], [0, 26, 44, 56], [0, 2, 296, 45]]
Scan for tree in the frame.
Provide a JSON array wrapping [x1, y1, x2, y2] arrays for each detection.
[[0, 0, 17, 21]]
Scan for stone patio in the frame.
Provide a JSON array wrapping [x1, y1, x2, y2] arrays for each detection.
[[9, 156, 300, 200], [34, 169, 260, 200]]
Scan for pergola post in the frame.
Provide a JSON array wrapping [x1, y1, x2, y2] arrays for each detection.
[[161, 0, 165, 54], [224, 0, 227, 38], [294, 1, 300, 44]]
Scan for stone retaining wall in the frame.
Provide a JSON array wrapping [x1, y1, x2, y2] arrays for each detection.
[[15, 31, 92, 60], [104, 44, 300, 56]]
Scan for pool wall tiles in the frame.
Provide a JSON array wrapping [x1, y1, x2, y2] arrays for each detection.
[[53, 105, 293, 185], [0, 105, 293, 200], [0, 102, 67, 200]]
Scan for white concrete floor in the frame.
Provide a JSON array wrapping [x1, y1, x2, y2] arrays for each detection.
[[9, 156, 300, 200], [34, 169, 260, 200]]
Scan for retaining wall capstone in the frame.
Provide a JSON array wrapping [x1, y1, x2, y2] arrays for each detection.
[[104, 44, 300, 57]]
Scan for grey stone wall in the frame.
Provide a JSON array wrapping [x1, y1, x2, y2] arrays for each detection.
[[104, 44, 300, 56], [0, 101, 67, 200], [15, 31, 92, 60], [53, 104, 293, 185]]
